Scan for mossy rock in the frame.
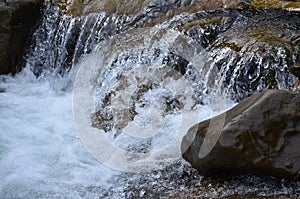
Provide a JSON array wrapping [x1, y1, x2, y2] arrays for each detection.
[[246, 0, 300, 11]]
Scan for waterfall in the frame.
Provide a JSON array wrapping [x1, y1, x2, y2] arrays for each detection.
[[8, 0, 300, 175], [1, 0, 300, 198], [25, 3, 108, 77], [25, 1, 298, 100], [0, 1, 227, 197]]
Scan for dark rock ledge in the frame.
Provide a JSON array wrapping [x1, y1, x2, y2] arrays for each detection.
[[182, 89, 300, 179], [0, 0, 42, 74]]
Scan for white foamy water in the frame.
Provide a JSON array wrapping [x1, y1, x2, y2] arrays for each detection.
[[0, 65, 231, 198], [0, 68, 120, 198], [0, 22, 241, 197]]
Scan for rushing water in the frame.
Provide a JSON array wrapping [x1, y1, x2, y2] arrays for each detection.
[[0, 68, 119, 197], [0, 52, 219, 198], [1, 66, 300, 198], [1, 0, 300, 198], [1, 59, 299, 199], [0, 6, 223, 195]]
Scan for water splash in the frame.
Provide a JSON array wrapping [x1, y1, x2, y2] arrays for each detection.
[[2, 1, 300, 198]]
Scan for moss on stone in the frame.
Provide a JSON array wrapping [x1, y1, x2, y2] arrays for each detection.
[[246, 0, 300, 11]]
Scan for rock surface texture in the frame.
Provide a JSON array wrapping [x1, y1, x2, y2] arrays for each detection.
[[0, 0, 41, 74], [31, 1, 299, 97], [182, 89, 300, 178]]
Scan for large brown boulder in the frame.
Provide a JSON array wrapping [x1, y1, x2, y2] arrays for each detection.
[[182, 89, 300, 178], [0, 0, 42, 74]]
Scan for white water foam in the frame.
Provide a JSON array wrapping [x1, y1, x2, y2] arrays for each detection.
[[0, 66, 232, 197], [0, 23, 238, 196], [0, 68, 119, 198]]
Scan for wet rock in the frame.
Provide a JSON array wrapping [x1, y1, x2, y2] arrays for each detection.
[[182, 89, 300, 179], [55, 0, 243, 17], [179, 8, 300, 101], [167, 173, 300, 198], [32, 0, 299, 100], [90, 49, 196, 136], [0, 0, 42, 74], [53, 0, 244, 33], [246, 0, 300, 12]]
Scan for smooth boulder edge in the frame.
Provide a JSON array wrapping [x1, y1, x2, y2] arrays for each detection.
[[182, 89, 300, 179]]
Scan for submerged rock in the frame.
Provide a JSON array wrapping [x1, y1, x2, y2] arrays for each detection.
[[0, 0, 42, 74], [182, 89, 300, 179]]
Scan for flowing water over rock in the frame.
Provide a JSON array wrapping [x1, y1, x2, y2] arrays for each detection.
[[27, 1, 300, 100], [1, 0, 300, 198]]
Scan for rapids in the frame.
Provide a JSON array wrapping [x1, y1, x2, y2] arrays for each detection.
[[1, 0, 299, 198]]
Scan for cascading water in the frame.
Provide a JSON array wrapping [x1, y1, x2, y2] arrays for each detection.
[[1, 0, 300, 198], [25, 2, 108, 77]]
